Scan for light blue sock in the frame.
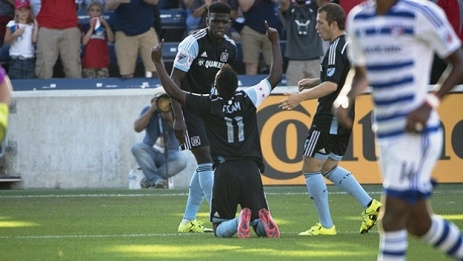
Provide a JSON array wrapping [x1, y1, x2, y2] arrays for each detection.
[[255, 219, 266, 237], [304, 171, 333, 228], [324, 166, 372, 209], [183, 170, 204, 221], [215, 218, 239, 238], [197, 163, 214, 205]]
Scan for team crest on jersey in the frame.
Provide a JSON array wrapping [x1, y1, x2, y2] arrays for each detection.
[[327, 67, 335, 77], [390, 25, 405, 37], [190, 136, 201, 147], [176, 51, 189, 65], [220, 52, 229, 62]]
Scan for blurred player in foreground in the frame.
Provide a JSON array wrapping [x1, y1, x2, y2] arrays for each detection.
[[335, 0, 463, 259], [0, 65, 13, 142], [151, 21, 282, 239]]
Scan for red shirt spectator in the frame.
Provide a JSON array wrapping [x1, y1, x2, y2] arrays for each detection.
[[434, 0, 463, 41], [36, 0, 78, 29]]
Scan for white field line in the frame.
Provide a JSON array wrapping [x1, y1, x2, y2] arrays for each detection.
[[2, 189, 463, 199], [0, 191, 386, 199], [0, 230, 371, 240]]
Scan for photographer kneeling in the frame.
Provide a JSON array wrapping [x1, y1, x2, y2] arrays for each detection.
[[131, 89, 187, 188]]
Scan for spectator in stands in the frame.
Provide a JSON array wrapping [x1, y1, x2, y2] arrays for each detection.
[[131, 89, 187, 189], [76, 0, 105, 12], [0, 1, 14, 47], [235, 0, 280, 75], [3, 0, 38, 79], [279, 0, 327, 87], [183, 0, 202, 35], [106, 0, 159, 78], [35, 0, 82, 79], [184, 0, 240, 41], [157, 0, 182, 9], [81, 1, 114, 78]]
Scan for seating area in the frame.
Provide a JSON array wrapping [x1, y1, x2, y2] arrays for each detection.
[[1, 8, 286, 77]]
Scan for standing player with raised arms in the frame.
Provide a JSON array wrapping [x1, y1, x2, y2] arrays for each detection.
[[152, 20, 282, 239], [171, 1, 237, 233]]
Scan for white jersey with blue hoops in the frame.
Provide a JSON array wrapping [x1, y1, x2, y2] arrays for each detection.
[[347, 0, 461, 140]]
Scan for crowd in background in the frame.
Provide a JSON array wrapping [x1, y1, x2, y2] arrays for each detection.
[[0, 0, 462, 82]]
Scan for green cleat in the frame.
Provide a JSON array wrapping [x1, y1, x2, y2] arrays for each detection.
[[299, 223, 337, 236], [177, 219, 212, 233], [360, 199, 382, 234]]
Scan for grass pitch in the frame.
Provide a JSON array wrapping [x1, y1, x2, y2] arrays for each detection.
[[1, 184, 462, 260]]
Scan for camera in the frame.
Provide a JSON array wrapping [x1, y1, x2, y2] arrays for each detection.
[[153, 93, 171, 112]]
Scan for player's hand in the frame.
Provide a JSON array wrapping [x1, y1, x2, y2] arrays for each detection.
[[265, 20, 279, 44], [173, 118, 187, 145], [151, 39, 164, 63], [405, 103, 432, 133], [278, 92, 302, 111], [333, 95, 353, 128], [298, 78, 318, 91]]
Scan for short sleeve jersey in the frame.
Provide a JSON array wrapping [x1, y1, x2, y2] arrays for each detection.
[[173, 28, 237, 94], [347, 0, 461, 140], [184, 79, 272, 172], [312, 34, 351, 135], [280, 1, 324, 60]]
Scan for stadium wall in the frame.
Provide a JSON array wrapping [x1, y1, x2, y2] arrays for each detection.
[[3, 78, 463, 189]]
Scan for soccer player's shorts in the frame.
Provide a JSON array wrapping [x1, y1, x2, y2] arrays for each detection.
[[378, 128, 443, 205], [302, 128, 352, 161], [182, 109, 209, 150], [210, 159, 268, 223]]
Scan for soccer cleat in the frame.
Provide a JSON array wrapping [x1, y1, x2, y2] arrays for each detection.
[[177, 219, 211, 233], [140, 177, 150, 189], [360, 199, 382, 234], [258, 208, 280, 238], [299, 223, 337, 236], [237, 208, 251, 239]]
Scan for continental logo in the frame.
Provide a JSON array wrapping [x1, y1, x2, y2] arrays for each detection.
[[256, 94, 463, 184]]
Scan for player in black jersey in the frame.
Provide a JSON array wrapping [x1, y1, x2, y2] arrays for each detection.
[[171, 2, 238, 233], [152, 21, 282, 239], [278, 3, 381, 235]]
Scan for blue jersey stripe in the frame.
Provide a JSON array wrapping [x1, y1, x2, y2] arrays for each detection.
[[374, 94, 414, 106], [364, 26, 414, 36], [371, 76, 413, 89], [386, 10, 415, 19], [375, 112, 408, 122], [377, 124, 441, 139], [367, 60, 414, 71]]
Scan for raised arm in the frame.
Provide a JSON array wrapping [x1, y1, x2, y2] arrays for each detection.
[[265, 21, 283, 89], [151, 40, 187, 106]]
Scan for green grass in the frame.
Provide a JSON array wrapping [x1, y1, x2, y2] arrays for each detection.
[[1, 184, 462, 260]]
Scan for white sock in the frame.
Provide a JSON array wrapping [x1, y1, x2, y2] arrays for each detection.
[[378, 229, 407, 261], [421, 215, 463, 259]]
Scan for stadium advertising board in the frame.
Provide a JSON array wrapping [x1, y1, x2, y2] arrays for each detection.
[[257, 92, 463, 185]]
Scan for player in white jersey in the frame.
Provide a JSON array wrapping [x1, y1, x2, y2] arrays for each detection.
[[335, 0, 463, 260]]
